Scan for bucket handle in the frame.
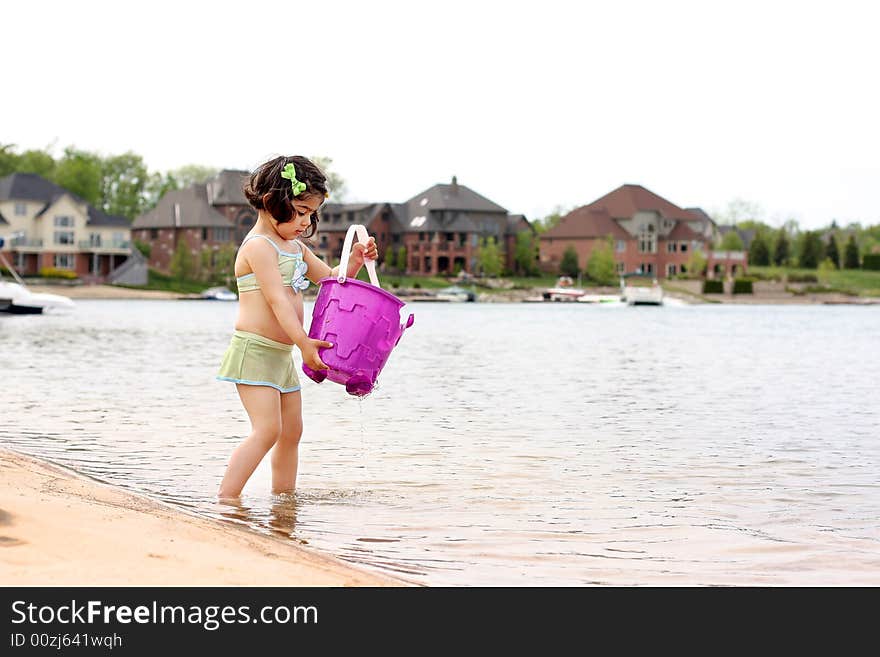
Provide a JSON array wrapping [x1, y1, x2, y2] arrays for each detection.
[[337, 224, 380, 288]]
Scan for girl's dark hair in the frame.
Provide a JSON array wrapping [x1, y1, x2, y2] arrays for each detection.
[[243, 155, 327, 238]]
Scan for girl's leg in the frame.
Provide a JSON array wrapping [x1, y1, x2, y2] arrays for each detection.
[[218, 384, 282, 498], [271, 390, 303, 494]]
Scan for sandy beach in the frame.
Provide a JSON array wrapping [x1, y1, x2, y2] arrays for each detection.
[[0, 448, 409, 586]]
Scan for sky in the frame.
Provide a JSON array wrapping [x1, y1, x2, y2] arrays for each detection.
[[3, 0, 879, 228]]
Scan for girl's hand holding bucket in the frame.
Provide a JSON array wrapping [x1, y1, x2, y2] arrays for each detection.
[[345, 236, 378, 275], [298, 336, 333, 371]]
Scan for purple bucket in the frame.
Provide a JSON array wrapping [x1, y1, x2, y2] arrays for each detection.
[[302, 225, 414, 396]]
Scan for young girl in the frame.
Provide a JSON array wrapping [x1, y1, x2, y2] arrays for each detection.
[[216, 155, 378, 499]]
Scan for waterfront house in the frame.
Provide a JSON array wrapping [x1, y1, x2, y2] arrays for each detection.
[[0, 173, 135, 283], [131, 179, 238, 272], [539, 184, 749, 278], [135, 172, 533, 276]]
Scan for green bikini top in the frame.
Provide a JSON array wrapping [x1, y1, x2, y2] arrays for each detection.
[[236, 235, 310, 294]]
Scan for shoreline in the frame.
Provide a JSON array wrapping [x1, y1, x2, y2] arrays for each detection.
[[22, 283, 880, 305], [0, 447, 412, 586]]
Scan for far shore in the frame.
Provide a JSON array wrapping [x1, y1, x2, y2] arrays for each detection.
[[22, 282, 880, 305], [0, 447, 411, 586]]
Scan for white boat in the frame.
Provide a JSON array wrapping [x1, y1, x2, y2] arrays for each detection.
[[620, 273, 664, 306], [0, 247, 75, 314], [200, 286, 238, 301], [576, 293, 623, 304], [0, 280, 75, 314], [435, 286, 476, 302], [542, 276, 585, 302]]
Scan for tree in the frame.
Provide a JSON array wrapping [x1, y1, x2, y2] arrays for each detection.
[[844, 235, 860, 269], [16, 148, 56, 179], [559, 244, 580, 278], [167, 164, 218, 189], [513, 231, 539, 276], [170, 238, 195, 280], [825, 234, 840, 269], [310, 156, 347, 202], [798, 231, 823, 269], [477, 236, 503, 277], [53, 147, 103, 206], [101, 152, 149, 219], [395, 246, 407, 273], [532, 205, 569, 234], [586, 236, 616, 285], [0, 144, 20, 177], [713, 198, 763, 226], [773, 229, 790, 266], [717, 230, 744, 251], [686, 249, 707, 277], [817, 258, 836, 285], [748, 232, 771, 266]]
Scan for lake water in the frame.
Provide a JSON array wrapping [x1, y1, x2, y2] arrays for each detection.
[[2, 299, 879, 585]]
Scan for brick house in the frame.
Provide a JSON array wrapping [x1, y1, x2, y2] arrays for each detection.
[[134, 172, 534, 276], [131, 180, 238, 272], [0, 173, 134, 282], [539, 184, 748, 279]]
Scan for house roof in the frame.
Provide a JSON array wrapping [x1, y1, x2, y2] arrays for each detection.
[[318, 202, 386, 231], [541, 206, 630, 240], [581, 184, 701, 222], [666, 220, 703, 241], [404, 177, 508, 214], [207, 169, 250, 205], [132, 184, 233, 229], [0, 172, 129, 227], [684, 206, 717, 228]]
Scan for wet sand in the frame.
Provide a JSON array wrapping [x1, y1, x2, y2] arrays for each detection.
[[0, 448, 410, 586]]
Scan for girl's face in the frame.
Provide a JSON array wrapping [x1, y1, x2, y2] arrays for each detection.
[[276, 194, 322, 240]]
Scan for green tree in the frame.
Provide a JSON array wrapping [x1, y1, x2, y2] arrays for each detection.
[[773, 229, 790, 266], [167, 164, 218, 189], [101, 152, 149, 219], [799, 231, 823, 269], [310, 156, 347, 202], [533, 205, 569, 234], [477, 236, 503, 277], [16, 148, 56, 178], [817, 257, 836, 284], [825, 234, 840, 269], [0, 144, 20, 177], [844, 235, 860, 269], [559, 244, 580, 278], [144, 171, 180, 209], [395, 246, 407, 273], [686, 249, 707, 277], [53, 147, 102, 206], [748, 232, 771, 266], [717, 230, 744, 251], [713, 198, 763, 226], [170, 238, 195, 280], [586, 236, 616, 285], [213, 243, 237, 286], [513, 231, 539, 276]]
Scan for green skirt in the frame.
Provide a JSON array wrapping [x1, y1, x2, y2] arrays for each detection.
[[216, 330, 301, 393]]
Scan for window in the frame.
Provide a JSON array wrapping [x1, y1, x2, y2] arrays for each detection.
[[640, 262, 654, 274], [150, 228, 158, 239], [667, 263, 677, 276], [319, 235, 328, 247], [616, 261, 625, 274], [202, 228, 208, 241], [680, 242, 688, 252], [638, 225, 656, 253], [54, 254, 75, 269], [419, 232, 426, 242], [54, 231, 75, 245], [680, 264, 687, 274], [616, 240, 626, 253], [667, 242, 677, 253], [15, 203, 27, 216], [89, 233, 102, 247], [54, 215, 74, 227], [646, 263, 653, 274], [214, 227, 230, 242]]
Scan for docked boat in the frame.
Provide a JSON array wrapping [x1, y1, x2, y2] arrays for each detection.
[[200, 286, 238, 301], [0, 246, 75, 314], [435, 285, 476, 302], [576, 293, 624, 305], [620, 273, 664, 306], [542, 276, 585, 302], [0, 280, 75, 314]]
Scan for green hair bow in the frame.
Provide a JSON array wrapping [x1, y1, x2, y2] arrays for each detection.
[[281, 163, 307, 196]]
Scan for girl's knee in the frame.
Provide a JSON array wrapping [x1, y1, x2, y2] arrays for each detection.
[[279, 425, 303, 446], [253, 423, 282, 448]]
